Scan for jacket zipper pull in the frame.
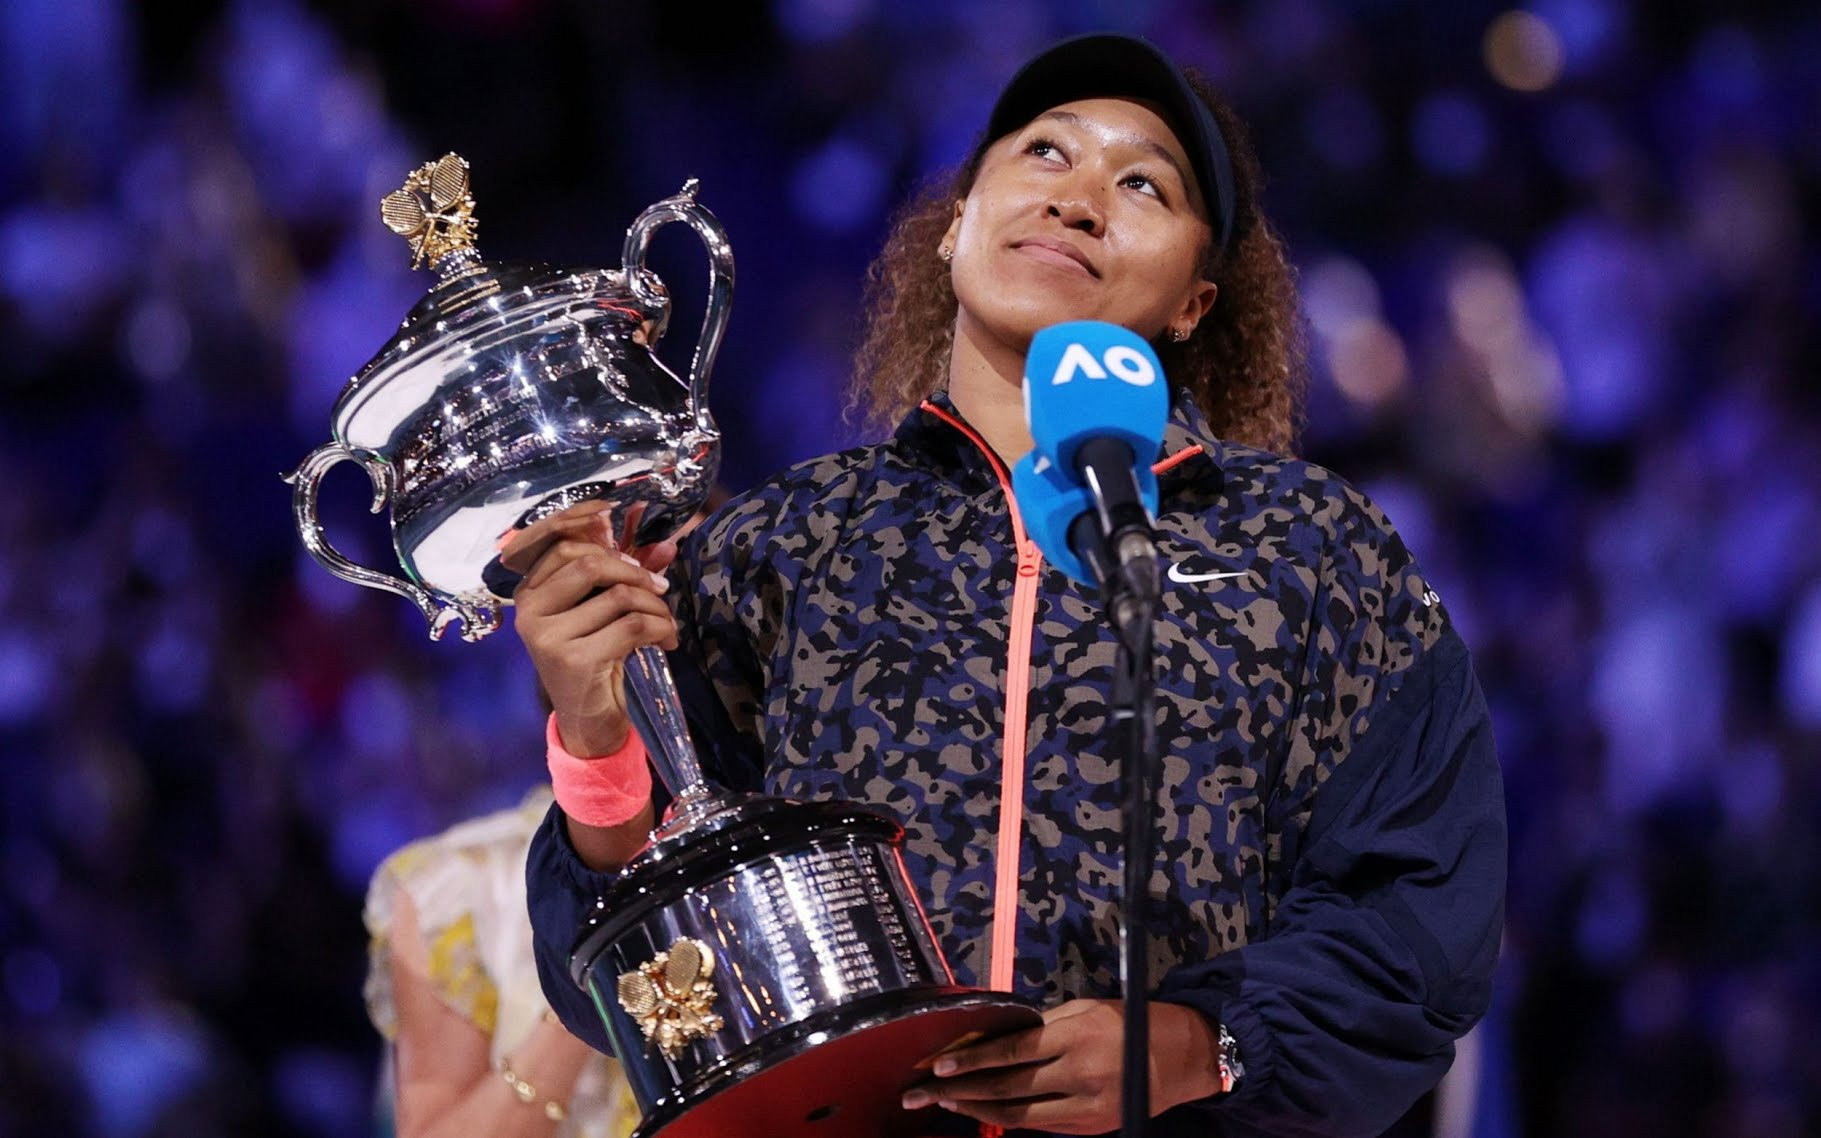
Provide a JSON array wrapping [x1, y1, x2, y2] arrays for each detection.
[[1016, 540, 1040, 579]]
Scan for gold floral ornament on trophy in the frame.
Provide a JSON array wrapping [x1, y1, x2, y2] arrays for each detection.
[[380, 153, 480, 269], [618, 938, 725, 1061]]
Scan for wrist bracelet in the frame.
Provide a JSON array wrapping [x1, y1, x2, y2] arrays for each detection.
[[546, 712, 653, 827], [499, 1057, 567, 1122]]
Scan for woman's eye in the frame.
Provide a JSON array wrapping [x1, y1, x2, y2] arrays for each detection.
[[1026, 137, 1065, 162], [1123, 172, 1163, 199]]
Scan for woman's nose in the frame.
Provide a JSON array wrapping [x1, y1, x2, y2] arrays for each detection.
[[1045, 176, 1104, 234]]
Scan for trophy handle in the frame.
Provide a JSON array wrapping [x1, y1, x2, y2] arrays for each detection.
[[623, 179, 735, 437], [283, 442, 501, 643]]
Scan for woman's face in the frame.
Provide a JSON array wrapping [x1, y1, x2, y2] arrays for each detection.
[[943, 96, 1217, 354]]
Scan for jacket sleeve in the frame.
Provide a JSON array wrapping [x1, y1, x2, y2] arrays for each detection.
[[1153, 628, 1507, 1138], [528, 800, 624, 1053]]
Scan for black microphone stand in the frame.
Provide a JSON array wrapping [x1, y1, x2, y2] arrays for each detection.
[[1070, 512, 1162, 1138]]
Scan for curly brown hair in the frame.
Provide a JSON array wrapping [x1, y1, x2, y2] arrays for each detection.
[[849, 73, 1306, 456]]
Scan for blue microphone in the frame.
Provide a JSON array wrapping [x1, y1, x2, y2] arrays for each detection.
[[1011, 321, 1168, 608]]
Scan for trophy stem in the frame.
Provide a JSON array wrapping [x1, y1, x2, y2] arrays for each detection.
[[624, 645, 718, 827]]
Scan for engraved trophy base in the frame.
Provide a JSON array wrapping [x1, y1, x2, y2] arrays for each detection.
[[635, 987, 1042, 1138], [572, 796, 1043, 1138]]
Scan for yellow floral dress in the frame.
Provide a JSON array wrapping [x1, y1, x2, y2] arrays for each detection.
[[364, 786, 641, 1138]]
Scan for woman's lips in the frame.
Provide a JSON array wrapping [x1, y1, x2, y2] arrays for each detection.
[[1012, 238, 1098, 277]]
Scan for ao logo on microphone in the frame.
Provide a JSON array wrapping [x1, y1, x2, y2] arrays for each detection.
[[1049, 342, 1158, 387]]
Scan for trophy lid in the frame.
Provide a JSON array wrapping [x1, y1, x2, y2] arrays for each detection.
[[331, 154, 666, 451]]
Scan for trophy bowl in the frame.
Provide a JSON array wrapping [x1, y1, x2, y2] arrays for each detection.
[[286, 154, 731, 641]]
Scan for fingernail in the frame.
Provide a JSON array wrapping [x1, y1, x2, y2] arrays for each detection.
[[649, 572, 668, 592], [933, 1058, 958, 1076], [901, 1091, 930, 1110]]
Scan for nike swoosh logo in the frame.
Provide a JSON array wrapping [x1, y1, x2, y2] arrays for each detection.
[[1168, 565, 1249, 585]]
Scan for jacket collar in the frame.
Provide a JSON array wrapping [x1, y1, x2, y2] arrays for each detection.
[[1156, 390, 1226, 487], [893, 389, 1226, 492], [891, 391, 1006, 493]]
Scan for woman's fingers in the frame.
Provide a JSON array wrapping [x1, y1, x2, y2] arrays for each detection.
[[497, 501, 614, 574], [902, 1023, 1058, 1110], [926, 1021, 1058, 1078], [530, 584, 678, 653], [631, 538, 680, 577], [517, 542, 669, 609], [570, 608, 680, 658], [901, 1001, 1127, 1134], [913, 1061, 1053, 1104], [614, 501, 649, 551]]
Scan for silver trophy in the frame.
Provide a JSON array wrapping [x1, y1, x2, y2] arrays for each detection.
[[288, 155, 1037, 1138], [287, 153, 728, 642]]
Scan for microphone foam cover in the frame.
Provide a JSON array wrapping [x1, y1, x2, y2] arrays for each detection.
[[1023, 320, 1169, 473]]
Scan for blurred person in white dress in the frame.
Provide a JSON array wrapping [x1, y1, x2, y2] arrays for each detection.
[[364, 786, 642, 1138]]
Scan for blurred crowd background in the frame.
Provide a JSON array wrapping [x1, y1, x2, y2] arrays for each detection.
[[1, 0, 1817, 1136]]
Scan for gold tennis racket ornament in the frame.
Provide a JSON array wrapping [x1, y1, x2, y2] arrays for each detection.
[[617, 937, 725, 1060], [381, 152, 479, 269]]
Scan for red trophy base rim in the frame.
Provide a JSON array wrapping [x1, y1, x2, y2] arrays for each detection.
[[637, 990, 1043, 1138]]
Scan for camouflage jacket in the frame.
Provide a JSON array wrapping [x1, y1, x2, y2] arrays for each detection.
[[530, 393, 1507, 1138]]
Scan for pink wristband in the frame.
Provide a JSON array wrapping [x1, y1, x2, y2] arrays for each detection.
[[546, 713, 653, 828]]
